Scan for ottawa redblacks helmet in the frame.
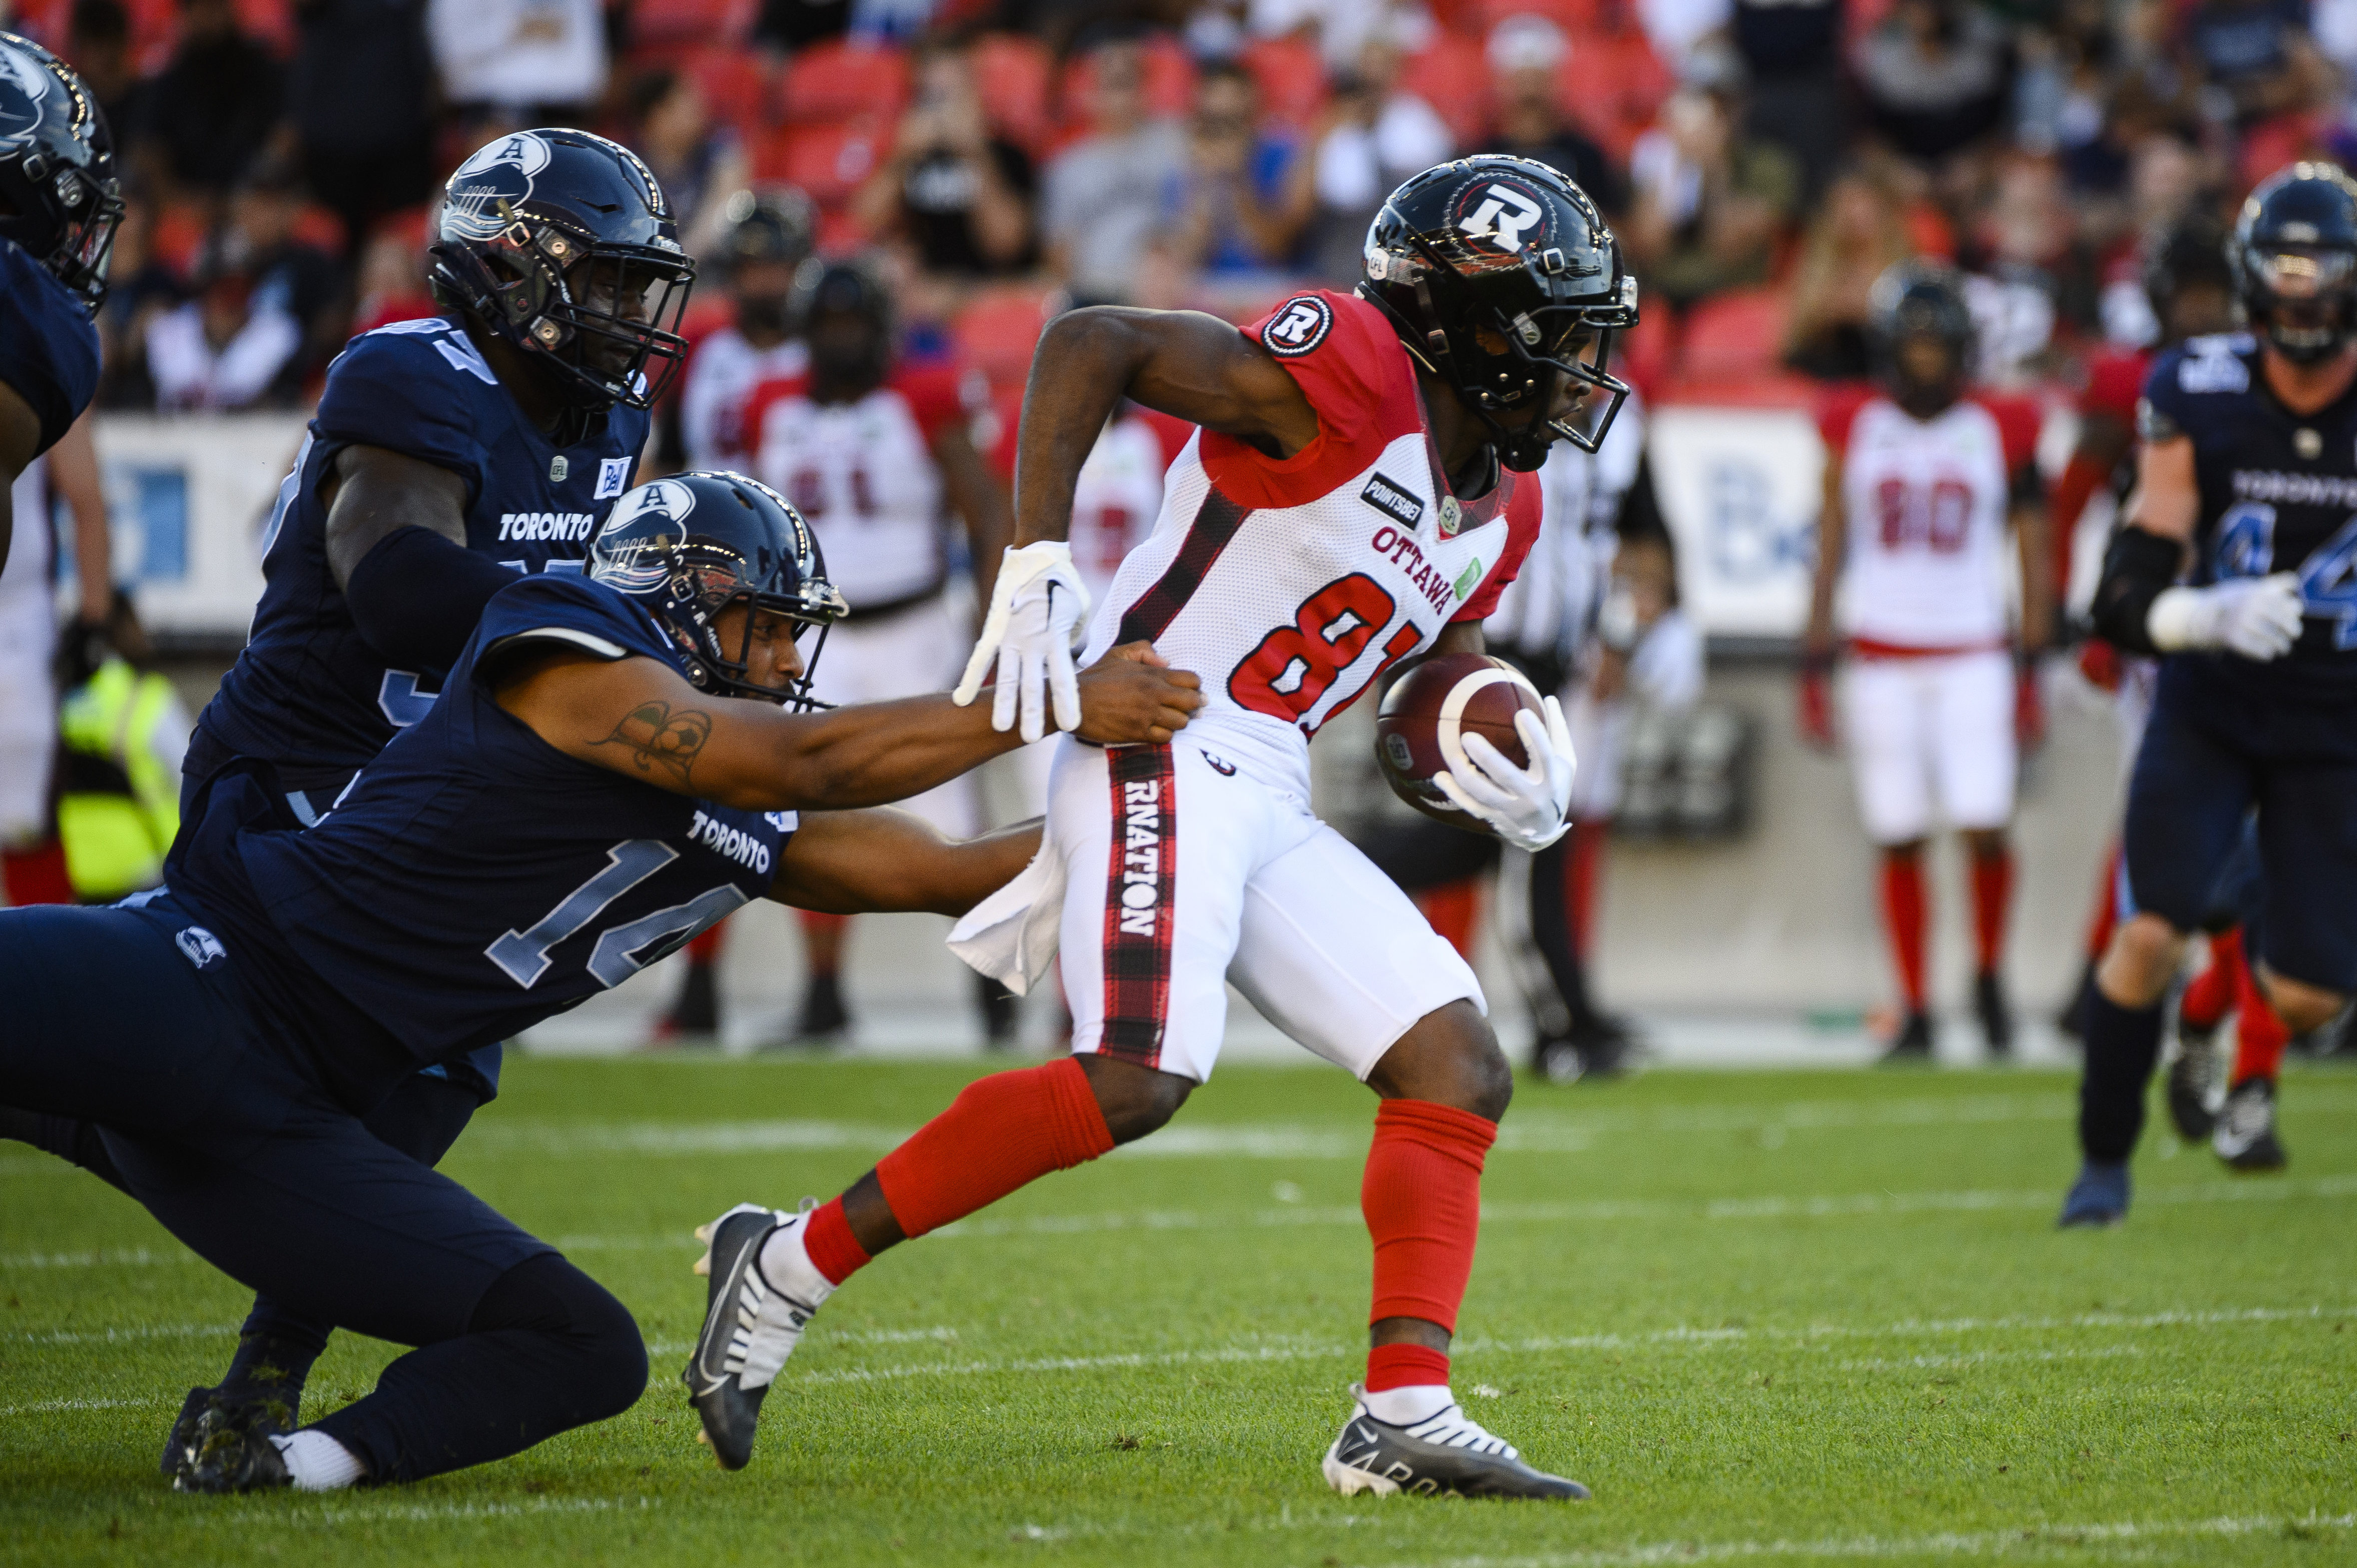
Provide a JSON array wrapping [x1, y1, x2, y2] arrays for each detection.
[[429, 128, 697, 411], [1358, 155, 1636, 469], [1867, 259, 1976, 418]]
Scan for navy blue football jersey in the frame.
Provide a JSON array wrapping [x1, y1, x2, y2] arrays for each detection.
[[170, 573, 794, 1089], [0, 238, 101, 456], [2141, 333, 2357, 690], [194, 317, 651, 793]]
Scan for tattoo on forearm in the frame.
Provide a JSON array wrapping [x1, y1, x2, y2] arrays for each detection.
[[594, 700, 712, 786]]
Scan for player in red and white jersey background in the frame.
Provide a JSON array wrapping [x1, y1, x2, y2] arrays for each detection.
[[1802, 261, 2055, 1063], [688, 157, 1629, 1501], [670, 191, 814, 473]]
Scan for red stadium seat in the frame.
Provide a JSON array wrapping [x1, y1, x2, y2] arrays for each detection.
[[1238, 37, 1328, 130], [953, 285, 1058, 389], [1558, 26, 1673, 164], [971, 33, 1054, 152], [755, 120, 885, 206], [234, 0, 293, 53], [632, 0, 757, 51], [1616, 309, 1677, 400], [781, 39, 911, 127], [1400, 35, 1489, 147], [1676, 287, 1791, 383], [687, 48, 774, 135], [1057, 33, 1197, 130]]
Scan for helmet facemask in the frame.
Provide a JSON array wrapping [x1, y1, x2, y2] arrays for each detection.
[[435, 216, 695, 410], [2245, 243, 2357, 364], [673, 555, 845, 709]]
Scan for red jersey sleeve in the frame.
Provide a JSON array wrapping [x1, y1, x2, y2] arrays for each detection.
[[1451, 472, 1544, 623], [1815, 383, 1874, 454], [887, 362, 982, 443], [2080, 348, 2150, 427], [739, 373, 807, 463], [1137, 405, 1196, 468], [1198, 291, 1422, 510], [1975, 392, 2044, 473]]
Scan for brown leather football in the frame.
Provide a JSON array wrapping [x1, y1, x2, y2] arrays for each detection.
[[1373, 653, 1546, 831]]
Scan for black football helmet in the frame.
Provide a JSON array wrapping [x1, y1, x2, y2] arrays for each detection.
[[718, 187, 816, 273], [1359, 155, 1636, 469], [2141, 213, 2235, 342], [2230, 162, 2357, 365], [589, 471, 847, 706], [0, 32, 123, 312], [1867, 260, 1976, 417], [429, 128, 697, 411], [796, 258, 895, 393]]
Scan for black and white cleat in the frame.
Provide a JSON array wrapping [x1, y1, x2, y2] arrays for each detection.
[[683, 1203, 822, 1470], [170, 1397, 292, 1494], [1321, 1387, 1588, 1501], [2212, 1078, 2288, 1172], [159, 1383, 297, 1477], [2166, 1012, 2223, 1141]]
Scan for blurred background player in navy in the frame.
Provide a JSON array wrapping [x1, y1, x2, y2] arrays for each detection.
[[1802, 261, 2054, 1063], [0, 34, 120, 907], [2065, 163, 2357, 1224], [0, 472, 1205, 1494], [0, 125, 695, 1466]]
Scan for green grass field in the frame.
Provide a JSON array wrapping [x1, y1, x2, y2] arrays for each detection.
[[3, 1056, 2353, 1566]]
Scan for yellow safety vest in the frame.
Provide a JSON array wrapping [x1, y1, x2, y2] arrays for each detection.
[[56, 658, 182, 901]]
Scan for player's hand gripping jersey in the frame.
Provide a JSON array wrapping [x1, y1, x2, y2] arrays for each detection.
[[169, 574, 791, 1109], [1080, 290, 1539, 789], [1823, 388, 2041, 653], [2142, 331, 2357, 700], [196, 319, 650, 792]]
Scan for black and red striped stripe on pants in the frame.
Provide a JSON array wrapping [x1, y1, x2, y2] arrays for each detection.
[[1099, 744, 1177, 1069]]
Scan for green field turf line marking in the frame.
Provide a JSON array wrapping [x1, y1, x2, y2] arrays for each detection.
[[4, 1321, 235, 1344], [1364, 1511, 2357, 1567], [172, 1496, 661, 1527], [0, 1394, 174, 1416]]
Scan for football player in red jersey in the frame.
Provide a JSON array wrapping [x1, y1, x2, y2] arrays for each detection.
[[684, 158, 1627, 1499], [1802, 262, 2054, 1063]]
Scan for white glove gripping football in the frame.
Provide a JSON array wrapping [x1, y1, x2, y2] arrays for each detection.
[[2148, 573, 2305, 661], [1434, 695, 1577, 852], [952, 542, 1093, 743]]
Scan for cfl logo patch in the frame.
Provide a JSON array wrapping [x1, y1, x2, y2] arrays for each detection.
[[1262, 296, 1333, 357], [175, 927, 227, 969]]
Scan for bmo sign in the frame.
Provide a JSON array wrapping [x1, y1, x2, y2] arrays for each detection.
[[1647, 404, 1824, 640]]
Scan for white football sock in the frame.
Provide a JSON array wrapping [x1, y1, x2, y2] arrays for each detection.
[[755, 1212, 837, 1309], [1362, 1383, 1454, 1426], [268, 1429, 364, 1491]]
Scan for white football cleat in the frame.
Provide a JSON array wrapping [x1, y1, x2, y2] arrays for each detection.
[[1321, 1384, 1588, 1500], [682, 1202, 829, 1470]]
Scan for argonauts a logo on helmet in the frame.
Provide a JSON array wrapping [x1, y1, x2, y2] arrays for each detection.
[[0, 44, 52, 148], [443, 132, 553, 241], [1451, 178, 1550, 258], [596, 479, 699, 589]]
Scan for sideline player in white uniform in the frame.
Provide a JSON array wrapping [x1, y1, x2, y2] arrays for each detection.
[[1802, 262, 2053, 1061], [687, 157, 1630, 1500], [740, 259, 1012, 1041], [670, 191, 813, 473], [0, 414, 111, 906]]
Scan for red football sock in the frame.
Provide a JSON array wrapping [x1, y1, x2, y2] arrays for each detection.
[[2229, 948, 2290, 1087], [2180, 928, 2242, 1032], [1412, 878, 1481, 961], [1363, 1098, 1496, 1390], [1879, 850, 1928, 1012], [683, 920, 728, 967], [799, 1196, 871, 1286], [1568, 819, 1608, 958], [1970, 846, 2014, 977], [873, 1057, 1114, 1239], [1, 840, 74, 907]]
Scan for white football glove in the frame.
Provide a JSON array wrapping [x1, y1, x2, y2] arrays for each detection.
[[2148, 573, 2305, 661], [951, 542, 1093, 743], [1433, 695, 1577, 853]]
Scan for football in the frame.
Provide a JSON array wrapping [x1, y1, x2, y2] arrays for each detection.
[[1372, 653, 1547, 830]]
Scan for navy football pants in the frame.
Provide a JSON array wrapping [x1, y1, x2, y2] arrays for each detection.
[[0, 896, 646, 1482]]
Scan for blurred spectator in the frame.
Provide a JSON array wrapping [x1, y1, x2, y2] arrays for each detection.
[[1174, 61, 1305, 276], [137, 0, 287, 198], [1041, 40, 1187, 304], [1289, 33, 1453, 282], [754, 0, 849, 52], [1479, 16, 1626, 218], [1962, 156, 2097, 385], [206, 160, 349, 392], [1784, 167, 1918, 379], [627, 69, 752, 262], [1639, 0, 1733, 79], [61, 0, 148, 152], [350, 220, 440, 336], [1249, 0, 1435, 72], [1732, 0, 1848, 197], [429, 0, 608, 124], [93, 197, 182, 409], [1854, 0, 2013, 166], [146, 264, 304, 411], [288, 0, 437, 261], [1625, 67, 1801, 310], [851, 41, 1036, 279], [2184, 0, 2331, 129]]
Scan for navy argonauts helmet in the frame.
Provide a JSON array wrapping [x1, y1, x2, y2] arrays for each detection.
[[590, 471, 847, 706], [0, 32, 123, 312], [2231, 161, 2357, 366], [1359, 155, 1636, 469], [1867, 259, 1976, 412], [429, 128, 697, 411]]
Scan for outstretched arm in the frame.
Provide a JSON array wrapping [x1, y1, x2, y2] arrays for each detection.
[[770, 809, 1042, 916], [494, 640, 1202, 813]]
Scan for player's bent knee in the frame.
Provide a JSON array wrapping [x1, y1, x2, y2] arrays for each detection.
[[2100, 915, 2184, 1008], [470, 1253, 649, 1422], [1076, 1055, 1194, 1145], [1369, 1002, 1512, 1122], [2259, 970, 2346, 1036]]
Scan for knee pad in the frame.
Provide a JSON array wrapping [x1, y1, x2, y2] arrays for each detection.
[[470, 1253, 647, 1420]]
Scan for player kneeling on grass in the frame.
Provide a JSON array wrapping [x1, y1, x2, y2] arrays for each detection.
[[685, 156, 1624, 1502], [0, 473, 1199, 1493]]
